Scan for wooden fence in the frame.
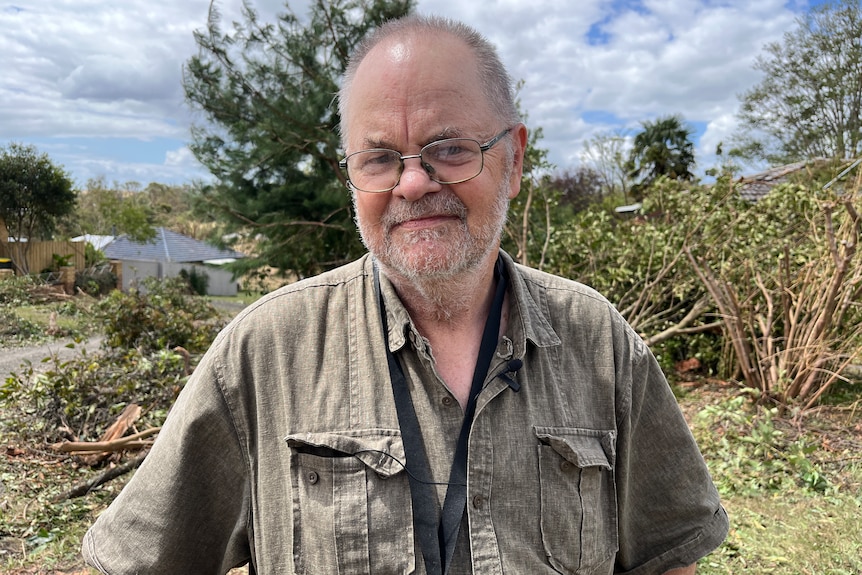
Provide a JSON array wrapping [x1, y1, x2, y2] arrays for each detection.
[[0, 240, 86, 274]]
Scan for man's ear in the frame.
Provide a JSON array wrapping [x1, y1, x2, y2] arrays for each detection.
[[508, 123, 528, 199]]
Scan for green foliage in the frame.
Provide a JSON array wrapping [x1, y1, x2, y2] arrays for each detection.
[[503, 123, 569, 269], [83, 242, 105, 267], [0, 344, 187, 443], [178, 266, 210, 296], [549, 179, 722, 352], [183, 0, 414, 277], [0, 306, 43, 344], [0, 277, 227, 445], [626, 115, 696, 199], [93, 276, 222, 354], [49, 253, 74, 271], [74, 264, 118, 297], [734, 0, 862, 163], [693, 395, 830, 496], [539, 164, 862, 403], [57, 177, 157, 243], [0, 143, 76, 274], [0, 273, 41, 305]]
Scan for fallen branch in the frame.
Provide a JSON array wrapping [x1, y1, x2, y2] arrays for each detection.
[[52, 452, 148, 501], [51, 427, 161, 454]]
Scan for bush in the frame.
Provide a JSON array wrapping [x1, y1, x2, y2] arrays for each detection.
[[0, 274, 42, 305], [74, 264, 117, 296], [178, 266, 209, 296], [693, 395, 830, 496], [0, 345, 188, 442], [1, 276, 227, 442], [0, 306, 43, 344], [94, 276, 222, 354]]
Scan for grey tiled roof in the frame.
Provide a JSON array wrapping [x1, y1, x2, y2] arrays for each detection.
[[103, 227, 245, 263], [736, 159, 831, 201]]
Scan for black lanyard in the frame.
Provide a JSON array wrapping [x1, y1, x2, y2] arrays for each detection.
[[374, 257, 508, 575]]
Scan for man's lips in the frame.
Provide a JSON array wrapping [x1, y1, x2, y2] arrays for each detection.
[[392, 214, 459, 231]]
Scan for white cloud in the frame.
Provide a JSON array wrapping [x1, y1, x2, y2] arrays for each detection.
[[164, 145, 198, 168], [0, 0, 816, 184]]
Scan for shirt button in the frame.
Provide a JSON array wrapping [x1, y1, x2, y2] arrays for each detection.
[[560, 461, 573, 472], [307, 471, 319, 485], [472, 495, 484, 509], [441, 396, 454, 407]]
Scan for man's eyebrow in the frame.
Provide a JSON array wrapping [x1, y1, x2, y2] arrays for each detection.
[[360, 128, 465, 150], [431, 127, 463, 141], [362, 136, 397, 149]]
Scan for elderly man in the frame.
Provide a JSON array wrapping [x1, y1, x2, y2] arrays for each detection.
[[82, 15, 728, 575]]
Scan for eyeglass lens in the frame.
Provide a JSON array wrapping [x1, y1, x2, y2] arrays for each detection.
[[346, 138, 484, 193]]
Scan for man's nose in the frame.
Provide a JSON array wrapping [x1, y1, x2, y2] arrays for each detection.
[[393, 156, 441, 201]]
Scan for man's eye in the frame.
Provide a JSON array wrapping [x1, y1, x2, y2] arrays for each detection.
[[359, 152, 398, 170], [427, 143, 471, 163]]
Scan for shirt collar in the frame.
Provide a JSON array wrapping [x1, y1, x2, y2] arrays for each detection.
[[367, 250, 561, 355], [497, 250, 561, 351]]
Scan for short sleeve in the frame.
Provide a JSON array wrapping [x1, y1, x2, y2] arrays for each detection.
[[613, 333, 729, 574], [82, 354, 253, 574]]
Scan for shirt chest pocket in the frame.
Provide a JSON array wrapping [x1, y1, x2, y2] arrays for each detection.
[[534, 427, 619, 575], [286, 430, 415, 575]]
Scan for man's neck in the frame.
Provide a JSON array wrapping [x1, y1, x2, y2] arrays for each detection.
[[380, 250, 503, 407], [381, 251, 499, 333]]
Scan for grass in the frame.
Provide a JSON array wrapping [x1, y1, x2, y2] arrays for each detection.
[[1, 303, 95, 348], [702, 493, 862, 574]]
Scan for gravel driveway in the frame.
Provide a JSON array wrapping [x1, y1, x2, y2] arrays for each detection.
[[0, 336, 104, 382]]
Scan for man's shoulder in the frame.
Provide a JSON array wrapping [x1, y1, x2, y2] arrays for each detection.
[[510, 259, 613, 308], [252, 255, 370, 304], [221, 256, 371, 332]]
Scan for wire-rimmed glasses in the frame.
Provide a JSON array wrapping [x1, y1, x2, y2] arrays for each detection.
[[339, 128, 511, 193]]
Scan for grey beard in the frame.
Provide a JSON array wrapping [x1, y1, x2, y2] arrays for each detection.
[[353, 185, 509, 282]]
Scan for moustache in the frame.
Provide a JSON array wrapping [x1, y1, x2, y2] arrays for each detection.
[[381, 192, 468, 228]]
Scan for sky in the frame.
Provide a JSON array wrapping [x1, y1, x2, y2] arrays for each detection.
[[0, 0, 825, 189]]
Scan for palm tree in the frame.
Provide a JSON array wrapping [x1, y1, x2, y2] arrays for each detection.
[[626, 115, 696, 198]]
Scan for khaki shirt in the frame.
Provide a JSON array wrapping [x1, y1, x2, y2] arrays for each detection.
[[82, 251, 728, 574]]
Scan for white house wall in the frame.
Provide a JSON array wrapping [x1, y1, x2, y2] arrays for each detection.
[[118, 259, 239, 297]]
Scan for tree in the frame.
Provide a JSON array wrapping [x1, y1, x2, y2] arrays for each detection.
[[143, 182, 201, 238], [580, 129, 632, 201], [0, 143, 76, 274], [626, 115, 696, 199], [550, 166, 606, 213], [734, 0, 862, 164], [59, 177, 157, 243], [183, 0, 414, 278], [503, 124, 561, 270]]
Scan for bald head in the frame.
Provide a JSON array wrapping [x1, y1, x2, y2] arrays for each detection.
[[338, 15, 519, 146]]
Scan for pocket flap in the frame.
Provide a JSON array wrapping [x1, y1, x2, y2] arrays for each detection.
[[285, 429, 406, 478], [534, 427, 615, 470]]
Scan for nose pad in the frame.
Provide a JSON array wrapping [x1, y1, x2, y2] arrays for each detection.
[[395, 157, 440, 199]]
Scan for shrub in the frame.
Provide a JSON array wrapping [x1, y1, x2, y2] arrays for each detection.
[[178, 266, 209, 296], [0, 306, 42, 344], [693, 395, 830, 496], [94, 276, 222, 354], [0, 274, 42, 305], [0, 345, 188, 442], [74, 265, 117, 296]]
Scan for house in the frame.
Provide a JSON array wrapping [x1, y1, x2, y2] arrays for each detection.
[[71, 234, 115, 251], [736, 158, 833, 202], [102, 227, 245, 296]]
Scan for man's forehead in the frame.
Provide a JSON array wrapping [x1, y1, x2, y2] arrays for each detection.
[[380, 39, 412, 64], [358, 32, 471, 75]]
